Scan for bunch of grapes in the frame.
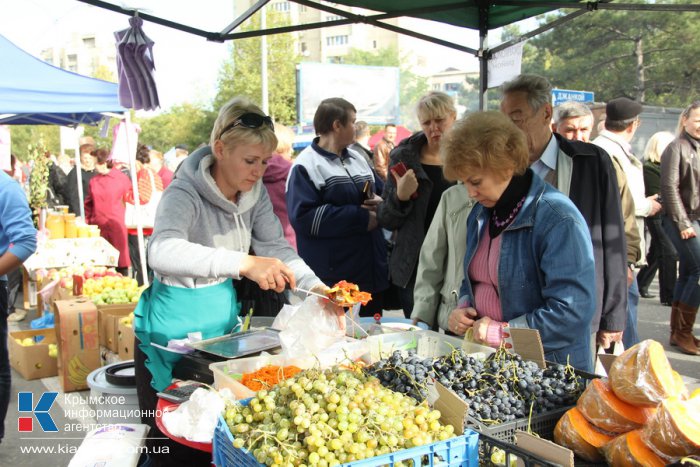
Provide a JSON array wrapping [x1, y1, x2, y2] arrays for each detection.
[[364, 349, 434, 400], [223, 366, 455, 467], [432, 347, 583, 426]]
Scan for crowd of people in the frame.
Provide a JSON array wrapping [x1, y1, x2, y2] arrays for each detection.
[[2, 73, 699, 464]]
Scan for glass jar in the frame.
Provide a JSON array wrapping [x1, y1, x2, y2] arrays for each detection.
[[77, 225, 90, 238], [64, 213, 78, 238], [45, 212, 65, 239]]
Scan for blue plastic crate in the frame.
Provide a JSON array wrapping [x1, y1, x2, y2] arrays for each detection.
[[213, 414, 479, 467]]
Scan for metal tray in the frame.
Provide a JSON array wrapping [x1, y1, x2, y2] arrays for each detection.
[[185, 328, 281, 359]]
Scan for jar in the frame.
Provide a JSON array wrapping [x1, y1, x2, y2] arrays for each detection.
[[64, 213, 77, 238], [45, 212, 65, 239], [89, 225, 101, 238], [77, 225, 90, 238]]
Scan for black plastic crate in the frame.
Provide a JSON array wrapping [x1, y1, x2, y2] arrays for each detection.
[[478, 432, 560, 467]]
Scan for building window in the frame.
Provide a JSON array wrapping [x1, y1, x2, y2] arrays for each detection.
[[373, 40, 377, 49], [326, 35, 349, 46], [271, 1, 290, 12], [325, 14, 344, 21], [328, 56, 343, 64], [83, 36, 96, 48], [445, 83, 461, 92], [67, 54, 77, 72]]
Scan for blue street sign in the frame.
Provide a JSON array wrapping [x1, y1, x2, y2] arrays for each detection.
[[552, 89, 595, 107]]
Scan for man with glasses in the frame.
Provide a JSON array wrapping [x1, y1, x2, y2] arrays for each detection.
[[593, 97, 662, 349], [500, 74, 628, 364]]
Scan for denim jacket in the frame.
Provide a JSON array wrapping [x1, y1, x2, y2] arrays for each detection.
[[458, 173, 596, 371]]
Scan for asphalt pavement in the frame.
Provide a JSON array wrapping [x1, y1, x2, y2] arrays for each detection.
[[1, 279, 698, 467]]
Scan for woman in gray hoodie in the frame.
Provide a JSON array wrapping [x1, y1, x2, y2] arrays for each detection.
[[134, 97, 329, 466]]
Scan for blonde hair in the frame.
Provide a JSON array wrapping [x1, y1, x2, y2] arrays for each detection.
[[644, 131, 675, 164], [210, 96, 277, 153], [416, 91, 457, 123], [274, 124, 295, 157], [442, 111, 529, 181]]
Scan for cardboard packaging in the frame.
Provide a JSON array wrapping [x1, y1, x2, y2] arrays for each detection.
[[8, 329, 58, 380], [98, 303, 136, 352], [117, 322, 135, 361], [53, 299, 101, 392]]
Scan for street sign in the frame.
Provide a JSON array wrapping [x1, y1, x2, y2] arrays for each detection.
[[552, 89, 595, 107]]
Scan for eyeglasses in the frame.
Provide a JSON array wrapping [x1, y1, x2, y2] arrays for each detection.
[[219, 113, 274, 139]]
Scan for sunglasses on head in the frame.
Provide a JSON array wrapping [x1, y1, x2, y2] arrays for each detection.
[[219, 113, 274, 139]]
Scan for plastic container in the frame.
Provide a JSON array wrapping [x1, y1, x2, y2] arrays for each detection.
[[87, 363, 140, 424], [209, 353, 317, 400], [213, 414, 480, 467]]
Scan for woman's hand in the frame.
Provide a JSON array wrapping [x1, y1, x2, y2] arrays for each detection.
[[239, 255, 295, 293], [308, 282, 346, 332], [681, 227, 696, 240], [391, 167, 418, 201], [448, 307, 477, 335], [471, 316, 494, 344]]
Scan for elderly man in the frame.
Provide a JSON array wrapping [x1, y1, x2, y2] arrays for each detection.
[[500, 74, 628, 360], [554, 101, 642, 324], [593, 97, 662, 349], [373, 123, 397, 181]]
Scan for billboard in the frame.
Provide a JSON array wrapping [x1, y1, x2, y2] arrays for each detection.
[[297, 63, 400, 126]]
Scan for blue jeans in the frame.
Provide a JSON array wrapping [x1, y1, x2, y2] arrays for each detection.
[[623, 276, 640, 349], [663, 217, 700, 308], [0, 280, 10, 441]]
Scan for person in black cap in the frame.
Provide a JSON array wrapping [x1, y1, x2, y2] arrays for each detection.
[[593, 97, 662, 349]]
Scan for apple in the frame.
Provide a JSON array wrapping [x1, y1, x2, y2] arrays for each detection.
[[22, 338, 34, 346]]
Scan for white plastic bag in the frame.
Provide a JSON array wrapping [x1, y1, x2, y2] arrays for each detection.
[[68, 424, 149, 467], [278, 296, 346, 359]]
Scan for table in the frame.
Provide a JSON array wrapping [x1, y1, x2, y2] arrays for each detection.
[[155, 383, 213, 453], [23, 237, 119, 277]]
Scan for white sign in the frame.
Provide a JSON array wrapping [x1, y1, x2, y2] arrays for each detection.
[[487, 42, 524, 89], [0, 125, 10, 171]]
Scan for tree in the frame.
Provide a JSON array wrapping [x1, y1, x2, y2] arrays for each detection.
[[342, 46, 428, 128], [10, 126, 60, 161], [214, 10, 299, 125], [525, 2, 699, 107], [136, 103, 215, 152]]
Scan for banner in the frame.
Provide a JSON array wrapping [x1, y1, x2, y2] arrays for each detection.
[[487, 42, 524, 89]]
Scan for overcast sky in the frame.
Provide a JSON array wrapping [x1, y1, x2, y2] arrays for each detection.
[[1, 0, 515, 113]]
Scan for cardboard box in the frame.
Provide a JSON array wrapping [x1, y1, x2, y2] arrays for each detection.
[[117, 322, 135, 361], [53, 299, 101, 392], [8, 329, 58, 380], [97, 303, 136, 352]]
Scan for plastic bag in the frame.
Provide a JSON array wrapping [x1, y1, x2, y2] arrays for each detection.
[[641, 397, 700, 461], [277, 296, 348, 359]]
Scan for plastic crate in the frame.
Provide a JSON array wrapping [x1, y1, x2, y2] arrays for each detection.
[[478, 432, 560, 467], [213, 414, 480, 467]]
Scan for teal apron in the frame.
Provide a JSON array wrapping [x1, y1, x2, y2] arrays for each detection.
[[134, 277, 241, 391]]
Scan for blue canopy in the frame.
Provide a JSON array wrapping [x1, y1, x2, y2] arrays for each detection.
[[0, 34, 124, 126]]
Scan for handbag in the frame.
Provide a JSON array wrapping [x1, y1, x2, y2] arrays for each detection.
[[125, 170, 162, 228]]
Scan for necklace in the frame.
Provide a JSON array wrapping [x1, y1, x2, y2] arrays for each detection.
[[492, 196, 525, 228]]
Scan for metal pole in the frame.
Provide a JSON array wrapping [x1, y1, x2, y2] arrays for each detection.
[[261, 5, 269, 114], [124, 113, 149, 287]]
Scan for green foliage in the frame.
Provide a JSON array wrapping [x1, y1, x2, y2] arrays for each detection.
[[341, 46, 428, 128], [524, 4, 699, 107], [10, 127, 60, 161], [26, 141, 49, 226], [214, 10, 299, 125], [135, 103, 216, 151]]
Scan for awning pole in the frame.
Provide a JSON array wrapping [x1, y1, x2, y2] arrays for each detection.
[[124, 113, 149, 287]]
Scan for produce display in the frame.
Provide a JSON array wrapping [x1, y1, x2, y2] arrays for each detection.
[[366, 346, 583, 425], [325, 281, 372, 307], [84, 275, 142, 305], [553, 340, 700, 465], [14, 337, 58, 357], [223, 366, 456, 466], [119, 312, 135, 328], [241, 365, 303, 391]]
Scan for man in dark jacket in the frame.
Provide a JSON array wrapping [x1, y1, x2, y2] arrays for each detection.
[[501, 74, 628, 360]]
